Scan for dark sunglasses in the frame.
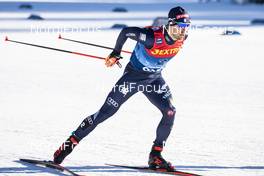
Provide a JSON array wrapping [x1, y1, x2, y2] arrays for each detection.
[[168, 19, 190, 28]]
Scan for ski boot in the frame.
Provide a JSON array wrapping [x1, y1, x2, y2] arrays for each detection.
[[53, 134, 79, 164], [148, 145, 175, 172]]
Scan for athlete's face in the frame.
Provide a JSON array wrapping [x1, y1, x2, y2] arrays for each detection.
[[167, 23, 189, 41]]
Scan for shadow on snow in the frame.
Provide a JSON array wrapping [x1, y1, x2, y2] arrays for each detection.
[[0, 160, 264, 175]]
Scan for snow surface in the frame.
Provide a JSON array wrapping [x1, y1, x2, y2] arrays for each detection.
[[1, 1, 264, 176]]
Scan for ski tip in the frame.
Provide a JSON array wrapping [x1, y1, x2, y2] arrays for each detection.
[[19, 158, 33, 162], [58, 34, 62, 39], [5, 36, 9, 41]]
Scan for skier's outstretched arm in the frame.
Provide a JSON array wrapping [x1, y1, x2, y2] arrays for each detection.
[[105, 27, 154, 67]]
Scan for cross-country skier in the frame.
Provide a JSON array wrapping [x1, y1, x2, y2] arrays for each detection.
[[53, 6, 190, 171]]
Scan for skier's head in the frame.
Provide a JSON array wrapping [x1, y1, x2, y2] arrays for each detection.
[[166, 6, 190, 41]]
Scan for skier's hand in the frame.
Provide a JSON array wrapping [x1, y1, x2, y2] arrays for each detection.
[[105, 56, 117, 67], [105, 51, 122, 68]]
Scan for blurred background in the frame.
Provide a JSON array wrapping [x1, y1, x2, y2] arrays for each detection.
[[0, 0, 264, 33]]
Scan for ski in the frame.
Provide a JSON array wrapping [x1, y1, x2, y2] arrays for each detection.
[[106, 163, 202, 176], [20, 158, 85, 176]]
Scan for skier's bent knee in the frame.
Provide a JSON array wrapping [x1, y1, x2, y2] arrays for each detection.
[[163, 106, 176, 118]]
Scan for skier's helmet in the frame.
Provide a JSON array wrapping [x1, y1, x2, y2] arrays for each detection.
[[168, 6, 190, 27]]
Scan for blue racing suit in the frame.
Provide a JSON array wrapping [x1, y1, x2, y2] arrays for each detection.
[[73, 26, 186, 147]]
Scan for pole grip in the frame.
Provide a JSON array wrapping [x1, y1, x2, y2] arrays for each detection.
[[116, 61, 122, 68]]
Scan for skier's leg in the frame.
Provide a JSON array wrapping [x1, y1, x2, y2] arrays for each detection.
[[142, 77, 176, 171], [74, 73, 139, 140], [143, 77, 175, 146], [53, 72, 138, 164]]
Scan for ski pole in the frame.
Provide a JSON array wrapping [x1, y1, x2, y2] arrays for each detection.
[[5, 36, 122, 68], [58, 34, 132, 54]]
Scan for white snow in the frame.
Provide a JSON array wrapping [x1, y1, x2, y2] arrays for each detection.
[[1, 1, 264, 176]]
